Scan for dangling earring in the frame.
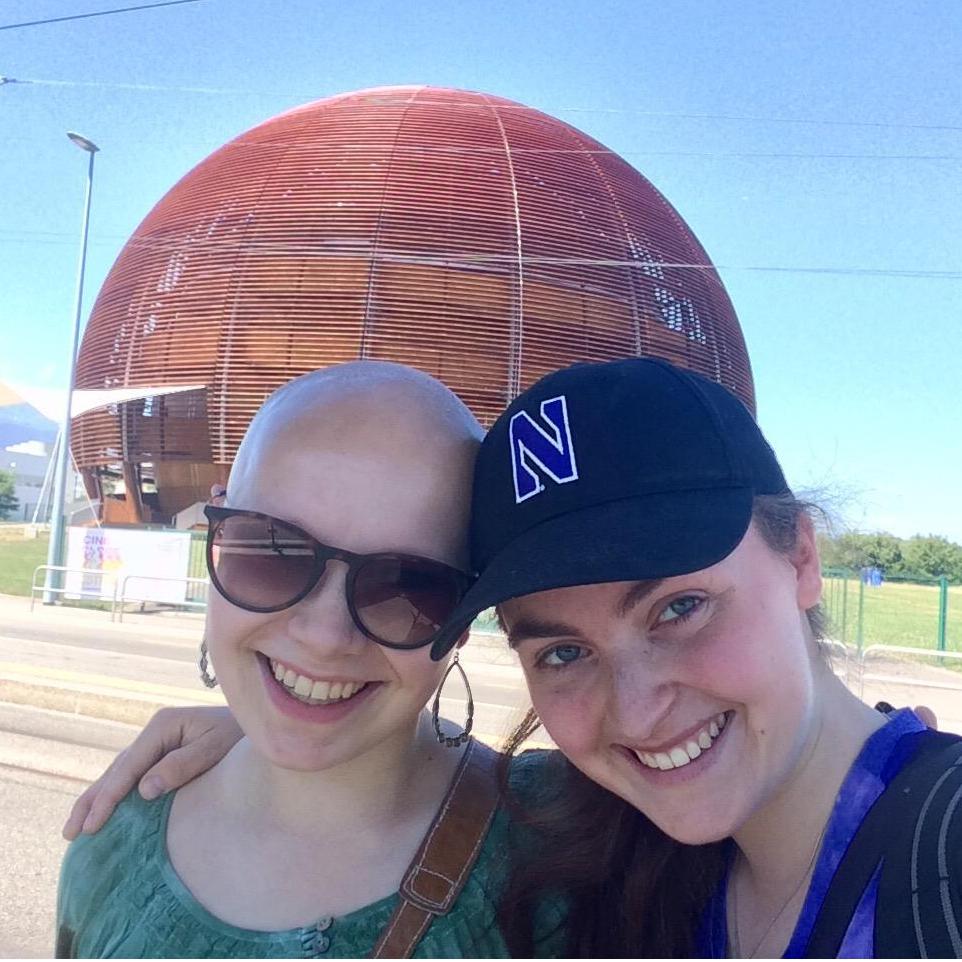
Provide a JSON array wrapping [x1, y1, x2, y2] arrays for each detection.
[[198, 638, 218, 688], [432, 650, 474, 748]]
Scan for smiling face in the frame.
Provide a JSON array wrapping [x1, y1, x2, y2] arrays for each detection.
[[205, 364, 480, 772], [501, 521, 824, 844]]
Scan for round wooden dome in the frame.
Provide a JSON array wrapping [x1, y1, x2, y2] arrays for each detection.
[[73, 85, 753, 521]]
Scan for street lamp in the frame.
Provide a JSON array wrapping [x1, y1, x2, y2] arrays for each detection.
[[43, 132, 99, 604]]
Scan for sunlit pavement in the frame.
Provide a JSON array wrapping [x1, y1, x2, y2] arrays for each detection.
[[0, 593, 540, 779]]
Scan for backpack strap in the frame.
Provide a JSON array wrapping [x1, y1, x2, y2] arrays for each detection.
[[805, 731, 962, 957], [876, 737, 962, 958], [371, 738, 502, 959]]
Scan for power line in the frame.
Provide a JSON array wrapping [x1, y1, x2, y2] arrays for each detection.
[[0, 128, 955, 162], [1, 75, 247, 95], [3, 76, 960, 133], [559, 106, 962, 134], [0, 0, 205, 32], [0, 229, 957, 279], [205, 142, 962, 161]]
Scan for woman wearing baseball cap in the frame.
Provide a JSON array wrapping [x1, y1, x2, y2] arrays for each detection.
[[429, 356, 962, 958]]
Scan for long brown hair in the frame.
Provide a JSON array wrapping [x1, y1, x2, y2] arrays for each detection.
[[496, 494, 825, 957]]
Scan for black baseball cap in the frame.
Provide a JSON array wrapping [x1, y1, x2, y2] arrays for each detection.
[[431, 357, 789, 660]]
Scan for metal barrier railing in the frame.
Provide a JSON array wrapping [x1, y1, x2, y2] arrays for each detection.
[[824, 639, 859, 687], [113, 574, 209, 622], [30, 565, 210, 620], [30, 564, 119, 611], [858, 644, 962, 699]]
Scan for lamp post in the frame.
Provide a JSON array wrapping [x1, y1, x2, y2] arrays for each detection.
[[43, 132, 99, 604]]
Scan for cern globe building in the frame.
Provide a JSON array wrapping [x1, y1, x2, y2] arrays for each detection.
[[72, 85, 753, 526]]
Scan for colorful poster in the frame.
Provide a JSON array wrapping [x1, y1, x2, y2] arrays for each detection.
[[65, 527, 193, 604]]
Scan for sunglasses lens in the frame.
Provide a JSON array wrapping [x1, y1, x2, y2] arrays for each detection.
[[209, 514, 316, 610], [353, 558, 464, 647]]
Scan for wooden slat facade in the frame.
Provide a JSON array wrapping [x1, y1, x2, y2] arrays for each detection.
[[72, 85, 754, 521]]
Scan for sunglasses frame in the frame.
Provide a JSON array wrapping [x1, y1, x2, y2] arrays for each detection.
[[203, 505, 475, 650]]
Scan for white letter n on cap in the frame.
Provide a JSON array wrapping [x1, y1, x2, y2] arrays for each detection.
[[509, 396, 579, 503]]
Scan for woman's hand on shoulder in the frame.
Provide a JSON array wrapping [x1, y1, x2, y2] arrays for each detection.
[[915, 705, 938, 728], [62, 705, 242, 840]]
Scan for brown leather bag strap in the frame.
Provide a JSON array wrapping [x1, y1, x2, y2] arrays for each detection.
[[371, 738, 502, 959]]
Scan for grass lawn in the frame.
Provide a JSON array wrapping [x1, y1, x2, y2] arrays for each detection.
[[0, 533, 50, 596], [823, 576, 962, 651], [0, 532, 957, 653]]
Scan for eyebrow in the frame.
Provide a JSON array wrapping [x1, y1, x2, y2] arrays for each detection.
[[504, 578, 666, 648], [504, 618, 582, 649], [616, 578, 665, 618]]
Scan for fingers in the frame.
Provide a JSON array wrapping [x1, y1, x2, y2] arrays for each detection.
[[133, 707, 241, 801], [60, 705, 242, 841], [61, 706, 186, 840], [62, 781, 101, 840], [915, 705, 939, 729], [136, 733, 234, 802], [62, 742, 144, 840]]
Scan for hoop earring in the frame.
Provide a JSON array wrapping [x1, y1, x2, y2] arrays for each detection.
[[432, 650, 474, 748], [199, 638, 218, 689]]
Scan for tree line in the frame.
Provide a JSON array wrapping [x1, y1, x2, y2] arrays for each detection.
[[817, 530, 962, 583], [3, 464, 960, 583], [0, 469, 17, 521]]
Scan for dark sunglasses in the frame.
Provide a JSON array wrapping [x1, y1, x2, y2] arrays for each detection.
[[204, 505, 474, 650]]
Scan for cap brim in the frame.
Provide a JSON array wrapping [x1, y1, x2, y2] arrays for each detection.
[[430, 485, 754, 660]]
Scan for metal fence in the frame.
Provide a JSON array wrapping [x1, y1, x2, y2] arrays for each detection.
[[113, 574, 209, 622], [30, 563, 210, 621], [822, 568, 959, 653]]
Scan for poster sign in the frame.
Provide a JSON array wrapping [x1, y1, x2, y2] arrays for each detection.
[[65, 527, 193, 604]]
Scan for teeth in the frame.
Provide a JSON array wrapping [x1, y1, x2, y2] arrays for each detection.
[[634, 712, 730, 771], [269, 660, 367, 706]]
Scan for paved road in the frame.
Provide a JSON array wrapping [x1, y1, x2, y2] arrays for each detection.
[[0, 593, 534, 745], [0, 698, 147, 958], [0, 762, 89, 957], [0, 697, 141, 956]]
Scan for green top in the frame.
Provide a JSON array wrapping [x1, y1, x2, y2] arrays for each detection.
[[56, 749, 568, 959]]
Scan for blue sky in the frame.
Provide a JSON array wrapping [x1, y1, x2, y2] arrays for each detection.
[[1, 0, 960, 540]]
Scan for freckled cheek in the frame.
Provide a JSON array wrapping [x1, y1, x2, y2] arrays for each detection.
[[686, 616, 783, 696], [525, 675, 606, 756]]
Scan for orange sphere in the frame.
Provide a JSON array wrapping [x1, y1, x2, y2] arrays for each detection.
[[73, 85, 753, 521]]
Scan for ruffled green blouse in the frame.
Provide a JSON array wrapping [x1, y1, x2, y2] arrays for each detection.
[[56, 750, 567, 958]]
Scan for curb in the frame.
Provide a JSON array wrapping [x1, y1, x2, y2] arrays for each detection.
[[0, 667, 552, 750], [0, 662, 224, 727]]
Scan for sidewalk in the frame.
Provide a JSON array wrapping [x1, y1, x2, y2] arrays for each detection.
[[0, 593, 224, 726], [5, 592, 958, 745], [0, 593, 539, 750]]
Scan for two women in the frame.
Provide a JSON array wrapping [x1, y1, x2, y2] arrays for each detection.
[[65, 357, 961, 957]]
